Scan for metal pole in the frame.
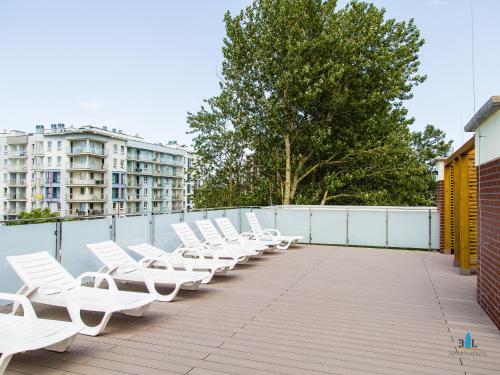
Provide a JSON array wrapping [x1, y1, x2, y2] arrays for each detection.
[[55, 217, 62, 262], [150, 212, 155, 245], [385, 208, 389, 249], [309, 207, 312, 244], [346, 208, 349, 247], [428, 209, 432, 251], [274, 206, 277, 230], [110, 214, 116, 242], [238, 208, 242, 232]]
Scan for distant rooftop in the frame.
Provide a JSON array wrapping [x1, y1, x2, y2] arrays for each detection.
[[464, 95, 500, 132]]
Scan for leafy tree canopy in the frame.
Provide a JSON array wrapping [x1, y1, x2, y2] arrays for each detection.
[[188, 0, 451, 207], [6, 208, 59, 226]]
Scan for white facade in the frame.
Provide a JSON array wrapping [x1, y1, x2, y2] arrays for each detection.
[[0, 124, 195, 219]]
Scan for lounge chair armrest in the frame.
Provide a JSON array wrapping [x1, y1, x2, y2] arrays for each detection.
[[76, 272, 119, 292], [240, 232, 253, 238], [137, 256, 175, 271], [263, 229, 281, 236], [0, 292, 37, 319]]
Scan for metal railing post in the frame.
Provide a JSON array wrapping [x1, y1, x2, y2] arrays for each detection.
[[309, 207, 312, 244], [55, 217, 62, 262], [346, 208, 349, 247], [238, 208, 242, 232], [385, 208, 389, 249], [150, 212, 155, 245], [110, 214, 116, 242], [274, 206, 277, 230], [428, 209, 432, 251]]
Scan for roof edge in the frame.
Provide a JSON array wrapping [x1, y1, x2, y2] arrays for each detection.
[[464, 96, 500, 132]]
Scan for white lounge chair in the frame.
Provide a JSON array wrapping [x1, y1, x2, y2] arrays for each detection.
[[171, 223, 251, 264], [195, 219, 265, 258], [87, 241, 209, 302], [215, 217, 281, 253], [0, 292, 83, 375], [6, 252, 154, 336], [127, 242, 231, 284], [245, 212, 303, 250]]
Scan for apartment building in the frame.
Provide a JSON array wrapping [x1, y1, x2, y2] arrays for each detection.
[[0, 124, 194, 219]]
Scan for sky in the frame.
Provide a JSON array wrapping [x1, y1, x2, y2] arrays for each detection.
[[0, 0, 498, 148]]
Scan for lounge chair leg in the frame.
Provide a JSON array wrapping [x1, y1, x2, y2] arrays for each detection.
[[121, 303, 150, 317], [201, 270, 216, 284], [277, 240, 292, 250], [45, 336, 77, 352], [181, 280, 202, 291], [0, 353, 13, 374], [67, 306, 112, 336], [145, 279, 181, 302]]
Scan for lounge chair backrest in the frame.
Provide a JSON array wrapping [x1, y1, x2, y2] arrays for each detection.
[[171, 223, 202, 248], [128, 243, 166, 259], [215, 217, 240, 238], [86, 241, 137, 273], [195, 220, 224, 245], [246, 212, 264, 236], [6, 252, 76, 291]]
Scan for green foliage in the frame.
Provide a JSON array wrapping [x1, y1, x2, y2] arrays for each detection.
[[6, 208, 59, 226], [189, 0, 452, 208]]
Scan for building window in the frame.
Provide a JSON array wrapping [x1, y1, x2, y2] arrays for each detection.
[[120, 160, 124, 168], [47, 156, 52, 166], [121, 145, 125, 154], [113, 158, 117, 168], [57, 141, 62, 151], [113, 144, 118, 154], [47, 141, 52, 151], [57, 156, 61, 166]]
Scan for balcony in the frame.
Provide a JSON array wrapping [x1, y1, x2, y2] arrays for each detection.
[[66, 208, 107, 216], [0, 206, 497, 374], [68, 162, 106, 171], [152, 194, 165, 201], [67, 179, 107, 186], [66, 147, 106, 156], [126, 194, 141, 201], [32, 147, 44, 155], [7, 179, 26, 187], [8, 150, 27, 158], [66, 194, 107, 202], [7, 165, 27, 172], [7, 194, 27, 201]]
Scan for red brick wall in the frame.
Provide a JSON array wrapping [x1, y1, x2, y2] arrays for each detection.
[[477, 157, 500, 330], [436, 180, 445, 252]]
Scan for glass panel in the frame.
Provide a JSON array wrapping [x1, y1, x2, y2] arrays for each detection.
[[154, 213, 182, 252], [61, 218, 111, 277], [348, 209, 386, 247], [275, 208, 309, 241], [206, 209, 226, 220], [388, 210, 429, 249], [0, 222, 56, 293], [239, 208, 253, 233], [253, 208, 275, 231], [183, 211, 206, 239], [311, 208, 347, 245], [225, 208, 241, 233], [115, 215, 150, 249]]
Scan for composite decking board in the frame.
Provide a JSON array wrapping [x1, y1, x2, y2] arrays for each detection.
[[7, 245, 500, 375]]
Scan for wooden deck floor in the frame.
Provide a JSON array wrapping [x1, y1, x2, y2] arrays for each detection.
[[6, 245, 500, 375]]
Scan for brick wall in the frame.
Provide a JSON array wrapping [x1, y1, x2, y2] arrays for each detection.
[[436, 180, 445, 252], [477, 157, 500, 329]]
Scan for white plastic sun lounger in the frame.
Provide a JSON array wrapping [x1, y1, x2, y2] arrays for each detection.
[[172, 223, 250, 264], [87, 241, 209, 302], [195, 219, 265, 258], [215, 217, 281, 253], [0, 293, 83, 375], [6, 252, 154, 336], [246, 212, 303, 250], [127, 243, 231, 284]]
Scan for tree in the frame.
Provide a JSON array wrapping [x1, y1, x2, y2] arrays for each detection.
[[6, 208, 59, 226], [189, 0, 450, 207]]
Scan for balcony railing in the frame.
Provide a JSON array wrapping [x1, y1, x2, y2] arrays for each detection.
[[68, 179, 106, 186], [66, 208, 107, 216], [67, 147, 106, 156], [66, 194, 107, 202], [9, 150, 27, 158], [7, 194, 27, 200], [7, 165, 27, 172], [68, 163, 106, 170], [7, 179, 27, 186]]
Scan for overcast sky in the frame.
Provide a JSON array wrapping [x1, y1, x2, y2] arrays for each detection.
[[0, 0, 498, 148]]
